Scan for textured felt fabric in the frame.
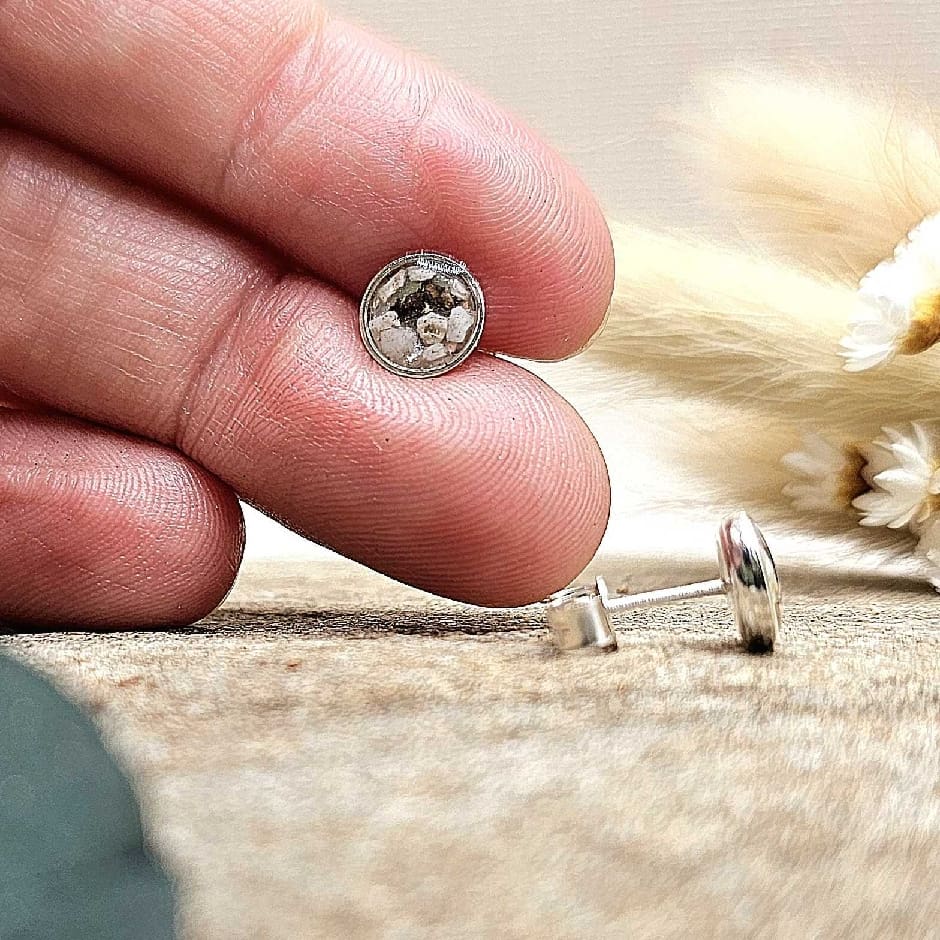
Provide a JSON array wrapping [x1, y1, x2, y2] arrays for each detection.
[[1, 557, 938, 938]]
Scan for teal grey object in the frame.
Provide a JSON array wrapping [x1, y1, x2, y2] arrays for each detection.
[[0, 654, 176, 939]]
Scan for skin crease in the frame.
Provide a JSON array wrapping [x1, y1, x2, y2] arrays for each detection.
[[0, 1, 615, 625]]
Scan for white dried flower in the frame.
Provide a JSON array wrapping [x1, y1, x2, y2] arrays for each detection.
[[915, 517, 940, 591], [857, 436, 897, 488], [884, 475, 940, 591], [840, 213, 940, 372], [921, 542, 940, 591], [852, 422, 940, 529], [782, 433, 867, 513]]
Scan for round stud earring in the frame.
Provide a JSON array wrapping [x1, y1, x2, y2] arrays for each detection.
[[359, 250, 485, 377], [546, 511, 783, 654]]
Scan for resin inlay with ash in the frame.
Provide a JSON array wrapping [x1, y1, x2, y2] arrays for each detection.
[[359, 252, 485, 377]]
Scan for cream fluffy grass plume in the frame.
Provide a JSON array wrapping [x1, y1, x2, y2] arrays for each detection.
[[692, 75, 940, 281], [572, 74, 940, 586]]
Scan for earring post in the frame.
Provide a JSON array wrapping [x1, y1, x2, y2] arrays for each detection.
[[602, 579, 726, 613]]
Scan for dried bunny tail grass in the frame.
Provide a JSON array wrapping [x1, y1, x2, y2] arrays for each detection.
[[546, 354, 922, 572], [583, 221, 940, 436], [688, 74, 940, 282], [542, 355, 806, 517]]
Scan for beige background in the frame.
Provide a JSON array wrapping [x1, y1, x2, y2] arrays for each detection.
[[332, 0, 940, 227]]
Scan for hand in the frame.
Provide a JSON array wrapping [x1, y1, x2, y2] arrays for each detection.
[[0, 1, 614, 627]]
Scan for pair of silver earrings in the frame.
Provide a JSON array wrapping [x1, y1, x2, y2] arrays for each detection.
[[361, 254, 783, 653]]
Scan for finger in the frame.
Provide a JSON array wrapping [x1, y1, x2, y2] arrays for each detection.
[[0, 409, 244, 629], [0, 0, 614, 361], [0, 130, 610, 607], [0, 386, 51, 411]]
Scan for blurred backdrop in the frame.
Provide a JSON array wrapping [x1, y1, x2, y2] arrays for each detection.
[[244, 0, 940, 568]]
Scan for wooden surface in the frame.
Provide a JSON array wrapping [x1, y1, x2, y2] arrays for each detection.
[[3, 558, 939, 938]]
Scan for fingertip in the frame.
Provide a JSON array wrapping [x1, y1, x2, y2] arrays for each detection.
[[411, 78, 616, 360], [0, 412, 245, 629], [157, 456, 247, 626], [296, 351, 611, 609], [464, 385, 611, 608]]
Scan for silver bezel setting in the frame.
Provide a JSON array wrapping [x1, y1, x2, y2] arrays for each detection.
[[359, 250, 486, 378], [717, 511, 782, 652]]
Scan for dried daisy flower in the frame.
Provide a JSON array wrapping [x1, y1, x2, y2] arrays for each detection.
[[840, 214, 940, 372], [781, 432, 868, 513], [852, 422, 940, 530]]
